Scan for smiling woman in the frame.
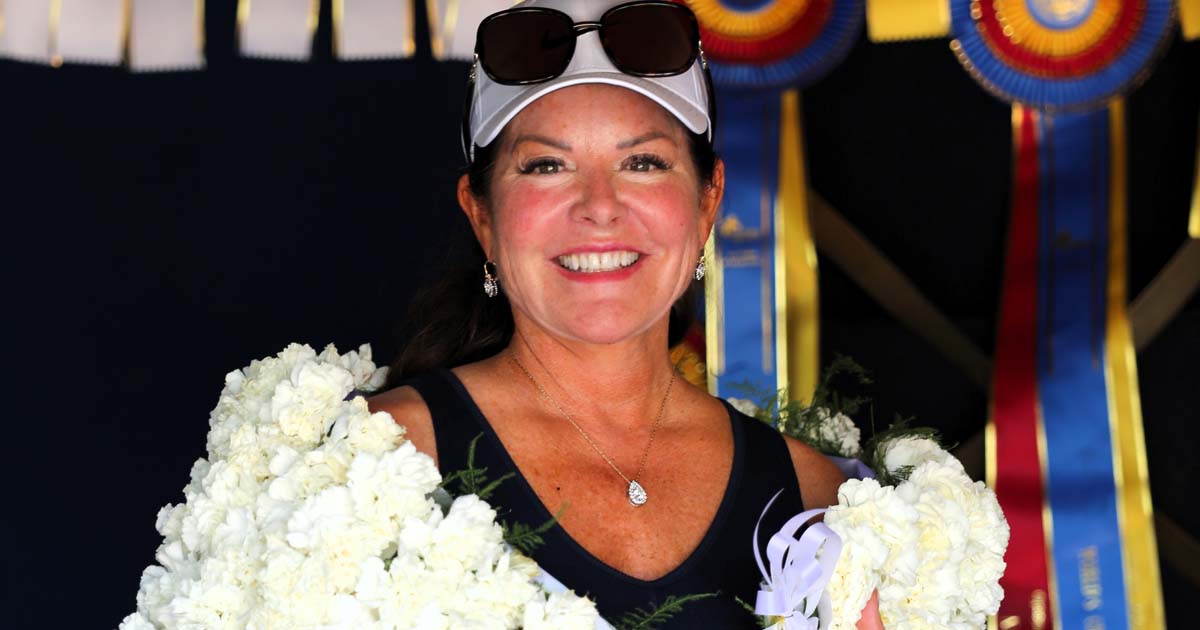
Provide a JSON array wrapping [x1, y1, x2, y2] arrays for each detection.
[[365, 0, 883, 627]]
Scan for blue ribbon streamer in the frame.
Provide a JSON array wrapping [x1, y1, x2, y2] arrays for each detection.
[[1036, 109, 1129, 630], [712, 90, 781, 398]]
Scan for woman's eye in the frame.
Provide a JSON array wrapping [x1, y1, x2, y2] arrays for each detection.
[[519, 158, 565, 175], [625, 154, 671, 172]]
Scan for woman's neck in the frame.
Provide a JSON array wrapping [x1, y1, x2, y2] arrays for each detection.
[[499, 317, 680, 432]]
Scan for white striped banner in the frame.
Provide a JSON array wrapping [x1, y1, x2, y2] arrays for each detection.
[[57, 0, 127, 66], [237, 0, 317, 61], [0, 0, 54, 64], [129, 0, 205, 71], [334, 0, 414, 60]]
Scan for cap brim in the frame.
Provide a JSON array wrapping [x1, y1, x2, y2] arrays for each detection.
[[472, 70, 711, 151]]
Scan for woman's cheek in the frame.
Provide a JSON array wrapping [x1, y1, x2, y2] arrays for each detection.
[[628, 187, 699, 238], [494, 189, 567, 247]]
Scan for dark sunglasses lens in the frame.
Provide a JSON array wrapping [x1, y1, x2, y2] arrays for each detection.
[[479, 10, 575, 83], [601, 4, 698, 75]]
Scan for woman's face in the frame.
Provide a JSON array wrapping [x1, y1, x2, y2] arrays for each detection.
[[460, 84, 724, 346]]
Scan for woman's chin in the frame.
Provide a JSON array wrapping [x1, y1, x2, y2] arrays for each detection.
[[550, 307, 663, 346]]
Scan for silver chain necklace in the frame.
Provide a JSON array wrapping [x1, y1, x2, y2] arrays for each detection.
[[508, 355, 676, 507]]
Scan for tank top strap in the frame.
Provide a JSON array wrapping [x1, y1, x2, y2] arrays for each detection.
[[399, 368, 488, 475], [712, 404, 807, 564], [734, 409, 805, 507]]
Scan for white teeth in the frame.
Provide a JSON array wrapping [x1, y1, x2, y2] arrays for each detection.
[[556, 251, 640, 273]]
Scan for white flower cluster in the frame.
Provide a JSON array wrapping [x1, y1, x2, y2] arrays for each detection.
[[797, 407, 862, 459], [725, 397, 762, 419], [120, 343, 599, 630], [726, 398, 862, 460], [822, 437, 1009, 630]]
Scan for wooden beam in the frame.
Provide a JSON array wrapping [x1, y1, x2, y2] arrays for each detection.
[[809, 193, 993, 389], [1130, 239, 1200, 351]]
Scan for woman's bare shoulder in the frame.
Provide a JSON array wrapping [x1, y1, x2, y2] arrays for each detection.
[[365, 385, 439, 466], [780, 434, 846, 510]]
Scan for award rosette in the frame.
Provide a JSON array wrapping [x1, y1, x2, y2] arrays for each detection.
[[934, 2, 1175, 629], [686, 0, 862, 402], [947, 0, 1176, 109], [686, 0, 863, 88]]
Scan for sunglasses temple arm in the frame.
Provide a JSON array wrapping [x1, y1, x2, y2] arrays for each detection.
[[462, 60, 477, 162], [700, 45, 718, 143]]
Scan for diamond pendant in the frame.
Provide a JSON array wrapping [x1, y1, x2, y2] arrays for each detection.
[[627, 480, 648, 507]]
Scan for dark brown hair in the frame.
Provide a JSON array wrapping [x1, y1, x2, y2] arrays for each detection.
[[385, 126, 717, 388]]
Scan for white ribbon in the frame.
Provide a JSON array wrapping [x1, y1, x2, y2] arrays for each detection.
[[753, 490, 843, 630]]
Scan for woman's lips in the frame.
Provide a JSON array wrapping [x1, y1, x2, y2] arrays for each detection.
[[553, 250, 645, 282], [555, 250, 640, 273]]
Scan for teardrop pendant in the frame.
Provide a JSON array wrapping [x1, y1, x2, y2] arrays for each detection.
[[627, 480, 648, 507]]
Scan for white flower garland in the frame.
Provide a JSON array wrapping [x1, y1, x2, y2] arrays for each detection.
[[120, 343, 600, 630]]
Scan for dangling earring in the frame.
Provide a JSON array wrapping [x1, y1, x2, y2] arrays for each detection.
[[483, 261, 500, 298], [693, 253, 706, 281]]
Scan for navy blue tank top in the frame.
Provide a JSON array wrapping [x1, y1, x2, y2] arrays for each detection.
[[403, 368, 805, 628]]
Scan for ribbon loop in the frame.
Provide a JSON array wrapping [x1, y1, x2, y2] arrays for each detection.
[[752, 490, 843, 629]]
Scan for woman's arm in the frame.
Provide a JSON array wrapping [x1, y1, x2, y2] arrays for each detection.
[[783, 437, 886, 629]]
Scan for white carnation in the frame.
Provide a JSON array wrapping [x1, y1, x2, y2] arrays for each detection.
[[271, 361, 356, 446], [347, 444, 442, 542], [321, 342, 390, 392], [824, 478, 919, 630], [524, 590, 602, 630], [879, 436, 956, 477], [726, 397, 761, 418], [813, 408, 862, 459], [118, 613, 156, 630], [322, 395, 406, 460], [427, 495, 506, 576]]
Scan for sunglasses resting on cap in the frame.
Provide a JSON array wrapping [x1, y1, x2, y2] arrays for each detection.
[[461, 0, 716, 162]]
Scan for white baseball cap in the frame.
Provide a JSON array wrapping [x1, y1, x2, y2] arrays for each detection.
[[464, 0, 714, 161]]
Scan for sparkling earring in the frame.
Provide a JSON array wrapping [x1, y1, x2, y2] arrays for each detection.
[[694, 254, 706, 281], [483, 261, 499, 298]]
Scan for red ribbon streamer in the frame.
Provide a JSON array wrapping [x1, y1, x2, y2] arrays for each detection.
[[991, 106, 1054, 629]]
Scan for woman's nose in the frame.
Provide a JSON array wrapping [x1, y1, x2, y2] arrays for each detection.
[[571, 170, 625, 226]]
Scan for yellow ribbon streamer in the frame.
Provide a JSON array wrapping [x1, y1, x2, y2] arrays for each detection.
[[1190, 118, 1199, 238], [49, 0, 63, 66], [704, 231, 725, 394], [1181, 0, 1200, 40], [866, 0, 951, 42], [775, 90, 820, 402], [1104, 99, 1166, 630]]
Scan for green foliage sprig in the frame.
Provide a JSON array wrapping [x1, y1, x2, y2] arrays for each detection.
[[615, 593, 719, 630], [438, 434, 515, 501], [439, 433, 562, 554], [502, 506, 564, 555], [732, 354, 872, 458], [731, 355, 958, 487], [864, 416, 951, 487]]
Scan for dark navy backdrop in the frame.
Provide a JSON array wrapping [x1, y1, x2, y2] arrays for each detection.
[[2, 1, 1195, 627]]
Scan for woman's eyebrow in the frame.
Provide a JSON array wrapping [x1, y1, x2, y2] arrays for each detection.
[[510, 134, 572, 152], [617, 131, 673, 149]]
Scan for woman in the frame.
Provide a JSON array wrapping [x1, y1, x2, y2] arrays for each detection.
[[369, 1, 883, 626]]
